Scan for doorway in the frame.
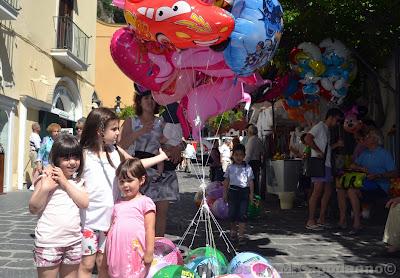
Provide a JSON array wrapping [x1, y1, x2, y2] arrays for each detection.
[[57, 0, 74, 49]]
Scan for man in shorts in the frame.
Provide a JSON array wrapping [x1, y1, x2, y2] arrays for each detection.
[[305, 108, 344, 230]]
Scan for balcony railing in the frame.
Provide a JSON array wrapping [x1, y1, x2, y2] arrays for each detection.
[[0, 0, 19, 20], [3, 0, 18, 9], [54, 16, 89, 64]]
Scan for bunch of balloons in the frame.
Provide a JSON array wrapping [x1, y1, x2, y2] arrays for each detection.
[[110, 0, 283, 139], [272, 39, 357, 123]]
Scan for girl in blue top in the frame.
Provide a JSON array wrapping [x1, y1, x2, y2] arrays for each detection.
[[223, 144, 254, 245]]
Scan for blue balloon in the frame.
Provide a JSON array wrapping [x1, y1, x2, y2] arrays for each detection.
[[342, 69, 350, 80], [302, 83, 319, 95], [224, 0, 284, 76], [286, 98, 302, 108], [322, 52, 344, 67]]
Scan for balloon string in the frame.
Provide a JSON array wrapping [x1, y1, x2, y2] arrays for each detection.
[[177, 203, 202, 249], [159, 98, 204, 183]]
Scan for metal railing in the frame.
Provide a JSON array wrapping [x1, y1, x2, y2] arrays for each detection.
[[54, 16, 89, 64], [2, 0, 19, 10]]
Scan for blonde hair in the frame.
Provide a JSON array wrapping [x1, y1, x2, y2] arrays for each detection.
[[47, 123, 61, 133], [31, 122, 40, 131]]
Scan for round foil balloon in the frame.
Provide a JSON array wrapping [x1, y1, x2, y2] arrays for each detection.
[[228, 252, 269, 273], [233, 261, 281, 278], [185, 247, 228, 268], [186, 256, 226, 276], [153, 265, 199, 278], [154, 237, 184, 265]]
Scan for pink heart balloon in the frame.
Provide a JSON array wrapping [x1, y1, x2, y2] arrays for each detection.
[[184, 78, 246, 139], [110, 28, 175, 92]]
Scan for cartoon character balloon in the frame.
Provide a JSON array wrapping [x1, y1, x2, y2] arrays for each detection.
[[122, 0, 235, 49], [224, 0, 284, 76], [110, 28, 175, 92]]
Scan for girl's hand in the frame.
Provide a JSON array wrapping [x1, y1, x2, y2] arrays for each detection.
[[40, 174, 58, 192], [51, 167, 68, 188], [143, 252, 153, 265], [158, 148, 169, 161]]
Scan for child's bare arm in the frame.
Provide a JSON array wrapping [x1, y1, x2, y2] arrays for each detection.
[[141, 148, 168, 168], [28, 175, 57, 214], [143, 210, 156, 265]]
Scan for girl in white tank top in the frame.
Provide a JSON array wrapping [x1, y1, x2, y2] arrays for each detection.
[[78, 108, 168, 278]]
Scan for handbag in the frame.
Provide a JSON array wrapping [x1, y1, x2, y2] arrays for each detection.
[[303, 143, 328, 177]]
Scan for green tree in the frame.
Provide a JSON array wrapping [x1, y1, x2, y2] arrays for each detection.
[[117, 105, 135, 120], [208, 110, 244, 133], [97, 0, 125, 24], [278, 0, 400, 68]]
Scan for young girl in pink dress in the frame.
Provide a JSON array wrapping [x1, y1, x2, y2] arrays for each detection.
[[106, 158, 156, 278]]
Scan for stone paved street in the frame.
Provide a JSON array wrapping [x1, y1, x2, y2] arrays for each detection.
[[0, 164, 399, 277]]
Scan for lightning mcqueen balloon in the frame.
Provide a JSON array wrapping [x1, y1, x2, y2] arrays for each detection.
[[122, 0, 235, 49]]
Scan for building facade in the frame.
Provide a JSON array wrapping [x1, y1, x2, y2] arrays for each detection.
[[95, 20, 133, 109], [0, 0, 97, 191]]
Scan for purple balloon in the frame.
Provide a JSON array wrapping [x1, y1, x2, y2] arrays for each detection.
[[206, 182, 224, 200], [212, 198, 229, 219]]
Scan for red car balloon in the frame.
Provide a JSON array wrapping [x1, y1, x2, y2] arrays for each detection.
[[123, 0, 235, 49]]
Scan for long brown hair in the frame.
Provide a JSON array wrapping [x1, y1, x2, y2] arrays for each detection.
[[80, 108, 121, 168]]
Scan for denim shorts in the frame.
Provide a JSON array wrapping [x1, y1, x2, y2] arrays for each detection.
[[228, 186, 250, 223]]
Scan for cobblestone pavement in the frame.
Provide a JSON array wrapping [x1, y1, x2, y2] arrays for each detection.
[[0, 164, 399, 277]]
